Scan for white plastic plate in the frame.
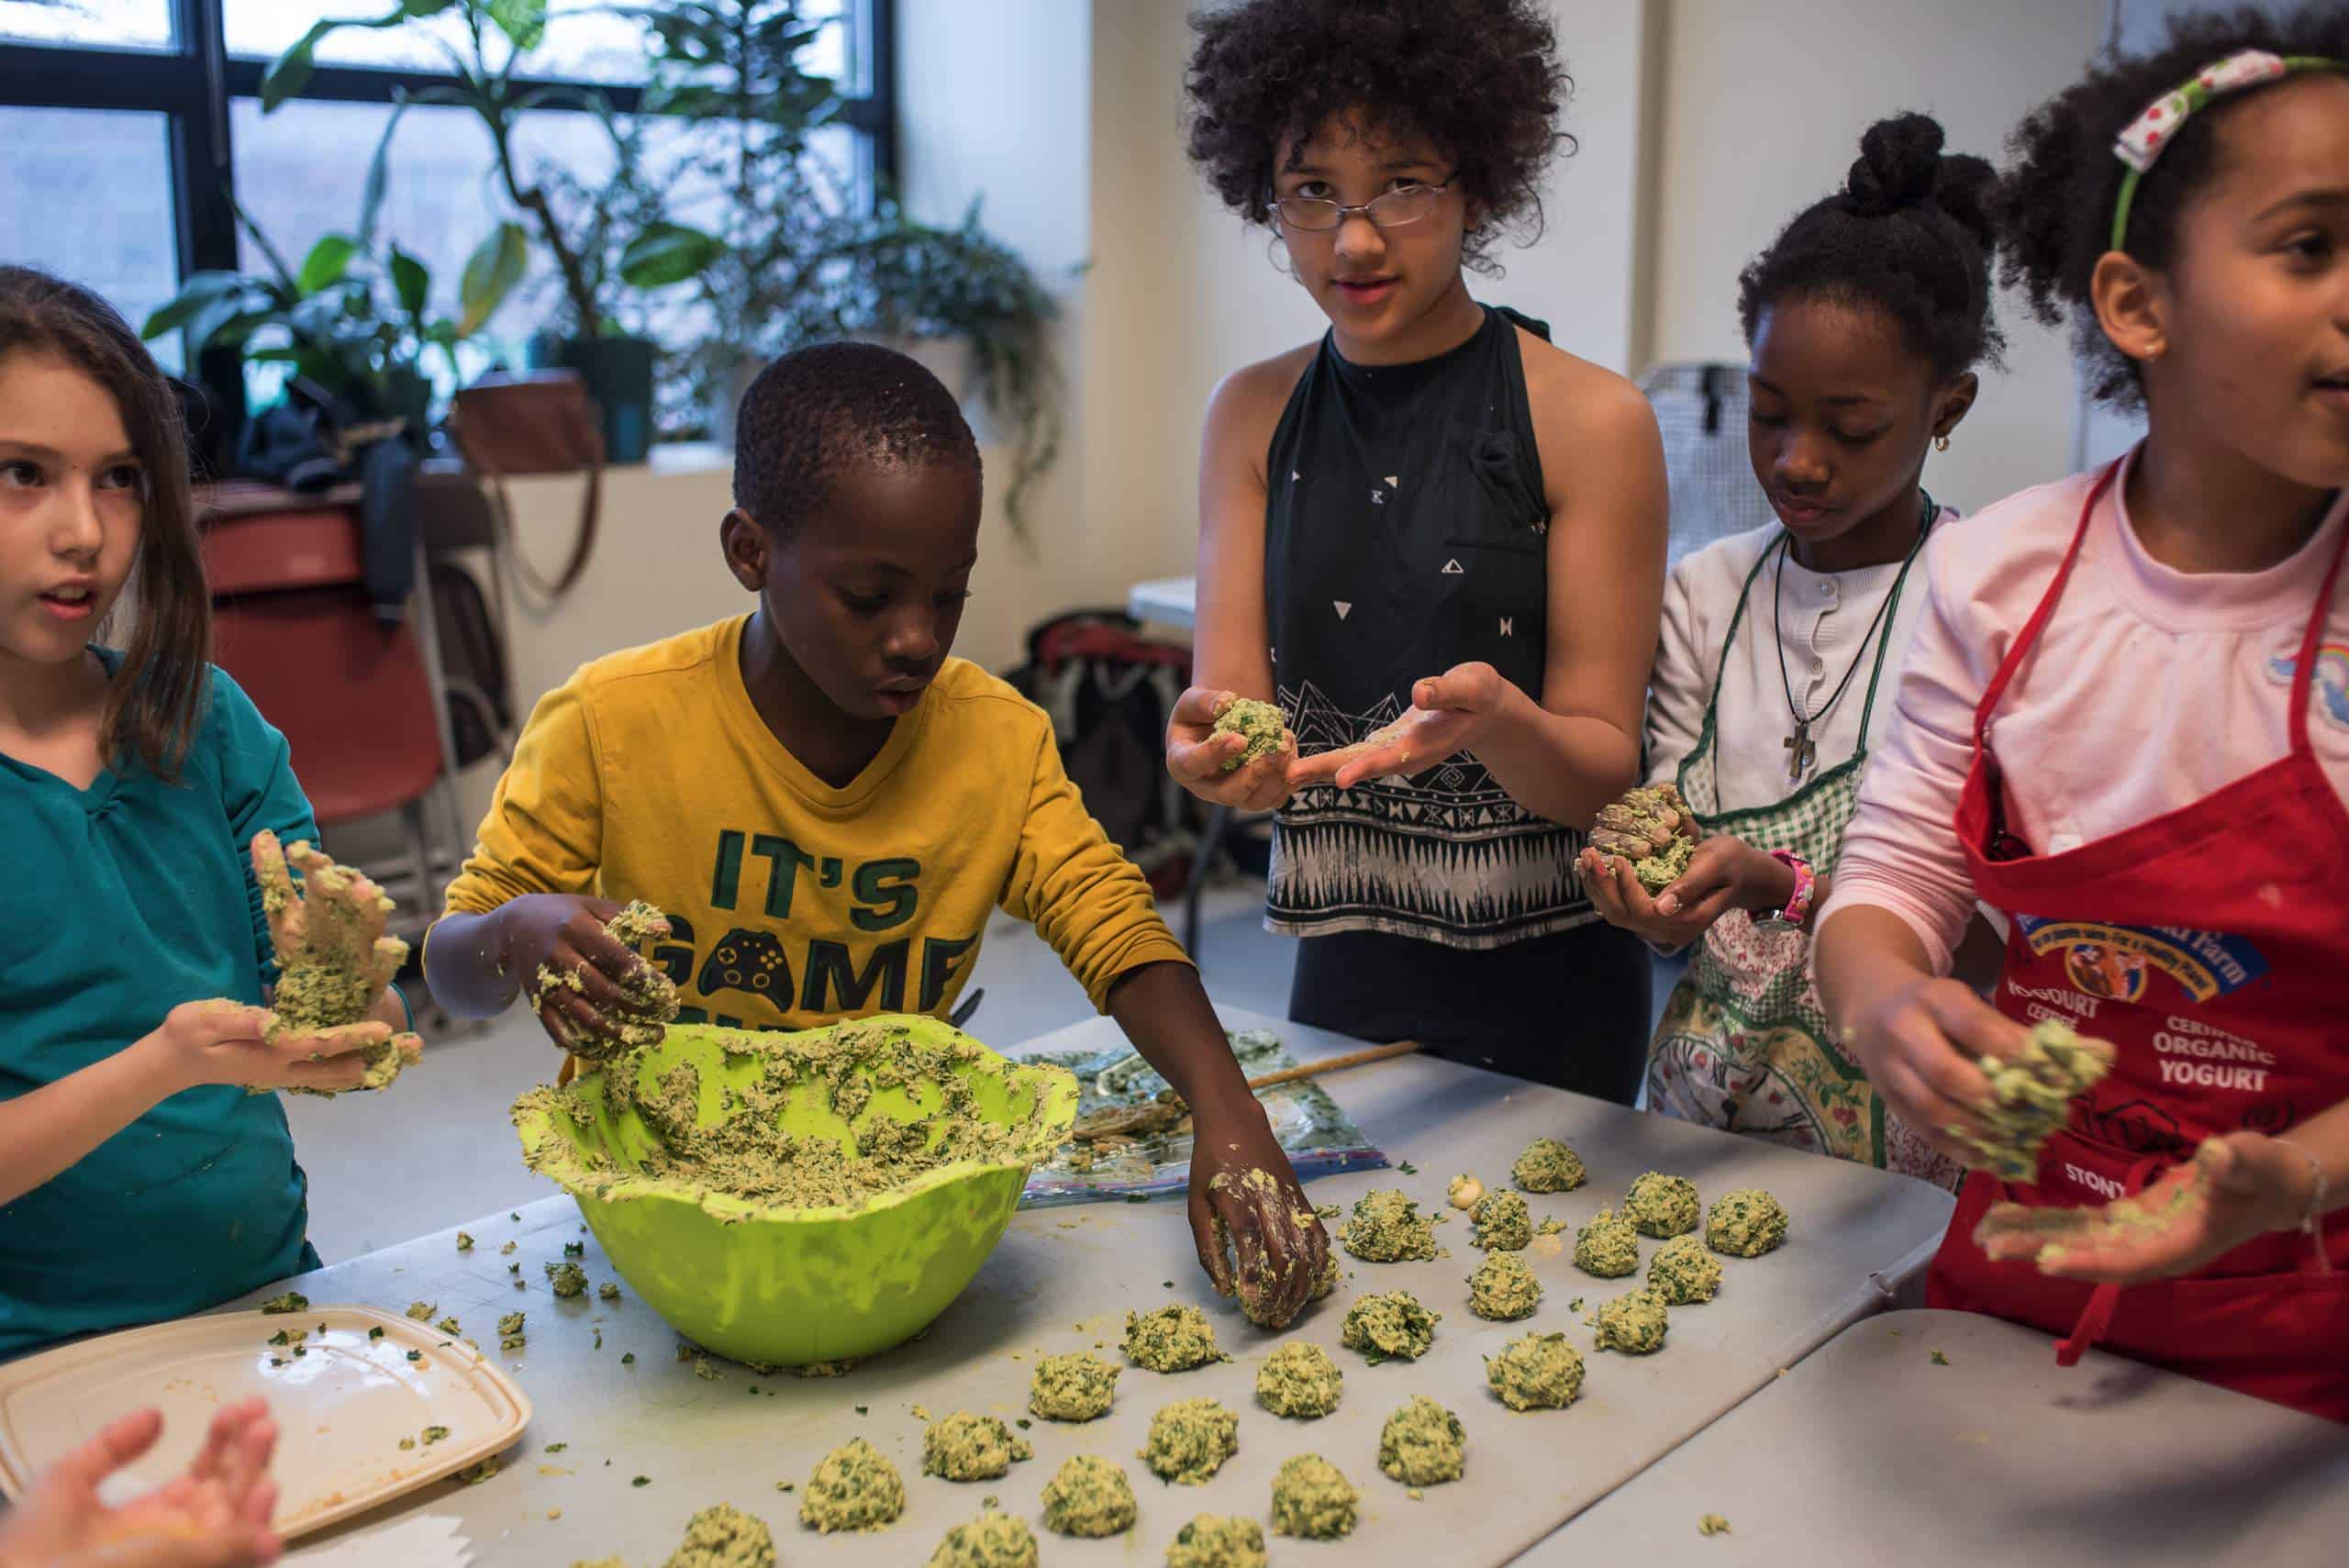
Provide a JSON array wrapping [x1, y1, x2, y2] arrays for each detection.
[[0, 1306, 529, 1540]]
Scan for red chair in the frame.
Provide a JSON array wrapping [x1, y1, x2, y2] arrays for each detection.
[[199, 493, 458, 928]]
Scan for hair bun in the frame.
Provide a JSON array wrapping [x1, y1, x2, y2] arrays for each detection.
[[1845, 112, 1949, 215]]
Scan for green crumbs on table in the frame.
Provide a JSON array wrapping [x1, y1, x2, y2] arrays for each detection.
[[367, 1327, 384, 1340], [1397, 1161, 1419, 1175], [1339, 1189, 1439, 1263], [632, 1475, 651, 1487], [405, 1351, 421, 1363], [1164, 1513, 1265, 1568], [1270, 1453, 1359, 1540], [1377, 1396, 1465, 1485], [1121, 1304, 1227, 1372], [922, 1413, 1032, 1482], [1699, 1513, 1731, 1537], [260, 1293, 307, 1315], [1932, 1351, 1952, 1366], [1141, 1397, 1240, 1485], [1512, 1137, 1586, 1194], [926, 1511, 1038, 1568], [1705, 1189, 1789, 1258], [546, 1442, 568, 1453], [801, 1437, 904, 1533], [455, 1232, 473, 1251], [406, 1301, 435, 1321], [546, 1260, 588, 1297], [1040, 1454, 1137, 1539], [421, 1426, 450, 1444], [1341, 1290, 1440, 1364], [1254, 1340, 1343, 1419], [622, 1352, 637, 1364], [1486, 1331, 1586, 1411], [564, 1240, 585, 1256]]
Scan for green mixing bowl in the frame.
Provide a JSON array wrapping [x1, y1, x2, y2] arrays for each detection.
[[511, 1015, 1077, 1367]]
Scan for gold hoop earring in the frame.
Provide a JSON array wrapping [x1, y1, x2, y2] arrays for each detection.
[[1934, 435, 1952, 453]]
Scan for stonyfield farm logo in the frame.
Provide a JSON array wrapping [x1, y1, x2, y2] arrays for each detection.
[[2011, 917, 2268, 1006]]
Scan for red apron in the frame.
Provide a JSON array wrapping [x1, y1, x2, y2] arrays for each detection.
[[1926, 460, 2349, 1421]]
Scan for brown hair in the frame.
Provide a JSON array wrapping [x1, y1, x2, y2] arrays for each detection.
[[0, 266, 211, 781]]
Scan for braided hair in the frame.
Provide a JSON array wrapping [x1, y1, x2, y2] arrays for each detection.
[[1737, 113, 2004, 382]]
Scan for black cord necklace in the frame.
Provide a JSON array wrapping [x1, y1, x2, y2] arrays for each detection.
[[1773, 489, 1935, 783]]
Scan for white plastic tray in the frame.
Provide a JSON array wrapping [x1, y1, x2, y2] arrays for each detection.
[[0, 1306, 529, 1540]]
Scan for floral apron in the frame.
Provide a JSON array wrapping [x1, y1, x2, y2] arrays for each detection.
[[1646, 525, 1958, 1183]]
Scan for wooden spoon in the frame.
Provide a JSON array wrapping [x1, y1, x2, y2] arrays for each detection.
[[1068, 1040, 1422, 1142]]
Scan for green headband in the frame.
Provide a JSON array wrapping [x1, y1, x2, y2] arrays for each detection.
[[2110, 50, 2345, 253]]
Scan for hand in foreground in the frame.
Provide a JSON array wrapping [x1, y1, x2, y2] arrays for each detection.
[[250, 832, 421, 1080], [1286, 662, 1507, 792], [0, 1401, 281, 1568], [1186, 1095, 1333, 1330], [1578, 835, 1782, 950], [492, 895, 674, 1059], [1163, 686, 1296, 812], [1839, 975, 2026, 1172], [1976, 1135, 2319, 1284], [143, 1001, 392, 1096]]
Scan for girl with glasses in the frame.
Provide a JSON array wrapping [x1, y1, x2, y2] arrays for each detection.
[[1165, 0, 1665, 1097]]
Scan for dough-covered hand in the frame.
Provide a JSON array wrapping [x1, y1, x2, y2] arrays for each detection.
[[1286, 662, 1505, 792], [0, 1400, 283, 1568], [249, 832, 421, 1087], [1578, 835, 1775, 950], [1840, 975, 2021, 1171], [1976, 1135, 2315, 1284], [1586, 781, 1692, 862], [150, 1001, 393, 1096], [1165, 686, 1296, 811], [493, 895, 676, 1060], [1187, 1098, 1331, 1330]]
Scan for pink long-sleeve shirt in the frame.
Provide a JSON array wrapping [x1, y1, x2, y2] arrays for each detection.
[[1822, 456, 2349, 972]]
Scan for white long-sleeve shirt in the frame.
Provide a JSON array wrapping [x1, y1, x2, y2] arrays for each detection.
[[1822, 459, 2349, 972], [1646, 516, 1947, 814]]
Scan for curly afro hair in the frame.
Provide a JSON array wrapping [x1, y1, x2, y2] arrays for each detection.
[[733, 341, 980, 537], [1737, 113, 2004, 384], [1998, 3, 2349, 409], [1183, 0, 1570, 273]]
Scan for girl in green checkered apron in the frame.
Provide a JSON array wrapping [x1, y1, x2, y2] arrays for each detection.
[[1579, 114, 2005, 1182]]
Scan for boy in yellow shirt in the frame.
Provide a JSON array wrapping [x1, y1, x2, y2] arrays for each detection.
[[426, 343, 1330, 1328]]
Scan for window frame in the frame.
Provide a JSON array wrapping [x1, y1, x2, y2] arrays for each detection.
[[0, 0, 896, 429]]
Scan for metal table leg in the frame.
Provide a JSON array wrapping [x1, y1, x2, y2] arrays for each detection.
[[1184, 802, 1231, 961]]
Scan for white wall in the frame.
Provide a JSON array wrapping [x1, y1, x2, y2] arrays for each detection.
[[1648, 0, 2109, 513]]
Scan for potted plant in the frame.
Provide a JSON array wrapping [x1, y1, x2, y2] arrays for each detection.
[[262, 0, 722, 462], [140, 110, 527, 442], [639, 0, 1063, 530]]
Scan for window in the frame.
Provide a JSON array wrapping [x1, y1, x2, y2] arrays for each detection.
[[0, 0, 894, 430], [0, 106, 182, 369]]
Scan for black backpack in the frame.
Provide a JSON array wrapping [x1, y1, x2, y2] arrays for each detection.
[[1002, 610, 1199, 889]]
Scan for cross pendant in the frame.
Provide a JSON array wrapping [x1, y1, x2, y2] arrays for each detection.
[[1785, 722, 1816, 782]]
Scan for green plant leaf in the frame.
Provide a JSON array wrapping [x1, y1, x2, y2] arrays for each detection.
[[618, 222, 724, 289], [388, 246, 431, 317], [357, 93, 414, 252], [401, 0, 458, 15], [487, 0, 548, 51], [295, 234, 360, 296], [457, 220, 529, 336], [139, 272, 254, 339], [262, 6, 440, 113]]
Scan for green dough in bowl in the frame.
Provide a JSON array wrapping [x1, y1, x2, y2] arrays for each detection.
[[511, 1015, 1078, 1368]]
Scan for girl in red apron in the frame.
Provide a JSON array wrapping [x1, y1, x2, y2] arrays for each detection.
[[1815, 17, 2349, 1421]]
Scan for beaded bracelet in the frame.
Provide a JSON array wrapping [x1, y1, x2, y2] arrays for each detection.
[[1766, 850, 1817, 930]]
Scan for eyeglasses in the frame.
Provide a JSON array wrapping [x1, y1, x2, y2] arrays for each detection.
[[1274, 181, 1453, 232]]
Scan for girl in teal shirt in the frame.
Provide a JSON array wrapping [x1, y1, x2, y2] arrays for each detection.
[[0, 267, 406, 1360]]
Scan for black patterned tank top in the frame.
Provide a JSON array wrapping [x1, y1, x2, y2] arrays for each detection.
[[1264, 304, 1592, 948]]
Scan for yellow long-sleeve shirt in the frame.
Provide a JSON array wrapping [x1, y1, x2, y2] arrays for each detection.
[[438, 615, 1190, 1029]]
